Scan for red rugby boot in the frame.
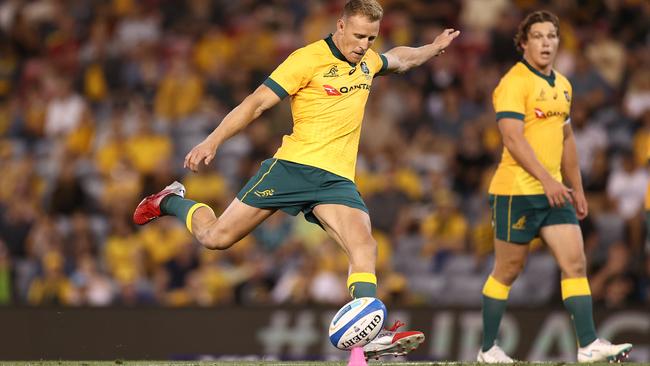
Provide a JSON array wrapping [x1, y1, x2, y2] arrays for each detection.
[[133, 181, 185, 225]]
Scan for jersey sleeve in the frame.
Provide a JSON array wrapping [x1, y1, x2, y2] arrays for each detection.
[[366, 49, 388, 75], [493, 73, 527, 121], [263, 48, 314, 99]]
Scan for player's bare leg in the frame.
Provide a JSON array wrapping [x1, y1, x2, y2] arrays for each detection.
[[490, 239, 529, 286], [134, 181, 275, 250], [313, 204, 424, 359], [542, 224, 632, 362], [191, 199, 276, 250]]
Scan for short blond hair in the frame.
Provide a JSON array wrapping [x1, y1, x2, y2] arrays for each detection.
[[343, 0, 383, 22]]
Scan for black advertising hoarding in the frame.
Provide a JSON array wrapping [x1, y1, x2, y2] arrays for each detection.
[[0, 307, 647, 361]]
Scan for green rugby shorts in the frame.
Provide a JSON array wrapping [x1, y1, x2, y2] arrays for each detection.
[[489, 194, 578, 244], [237, 158, 368, 227]]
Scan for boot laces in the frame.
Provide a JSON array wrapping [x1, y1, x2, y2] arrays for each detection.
[[388, 320, 405, 332]]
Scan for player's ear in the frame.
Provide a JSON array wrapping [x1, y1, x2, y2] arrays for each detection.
[[337, 18, 345, 32]]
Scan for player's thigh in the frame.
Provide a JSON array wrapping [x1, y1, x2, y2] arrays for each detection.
[[312, 204, 375, 257], [492, 238, 529, 283], [540, 223, 586, 277], [200, 198, 276, 248]]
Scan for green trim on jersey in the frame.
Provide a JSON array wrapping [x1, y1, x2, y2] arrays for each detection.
[[496, 111, 525, 121], [325, 34, 356, 67], [378, 54, 389, 75], [263, 78, 289, 99], [521, 58, 556, 87]]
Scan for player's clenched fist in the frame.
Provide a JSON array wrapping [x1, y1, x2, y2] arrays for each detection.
[[184, 140, 217, 172]]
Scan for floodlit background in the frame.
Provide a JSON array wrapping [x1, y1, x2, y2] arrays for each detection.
[[0, 0, 648, 362]]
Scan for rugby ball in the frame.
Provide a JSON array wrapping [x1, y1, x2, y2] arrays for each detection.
[[328, 297, 387, 350]]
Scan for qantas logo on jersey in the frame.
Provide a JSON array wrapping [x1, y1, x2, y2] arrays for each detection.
[[323, 83, 371, 96], [323, 85, 342, 96], [534, 108, 568, 119]]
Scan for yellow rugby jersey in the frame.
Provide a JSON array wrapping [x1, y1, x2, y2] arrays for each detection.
[[263, 35, 387, 181], [489, 59, 572, 195]]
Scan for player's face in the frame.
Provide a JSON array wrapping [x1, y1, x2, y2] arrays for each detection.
[[522, 21, 559, 72], [336, 15, 380, 64]]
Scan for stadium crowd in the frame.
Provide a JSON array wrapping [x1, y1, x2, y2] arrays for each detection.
[[0, 0, 648, 308]]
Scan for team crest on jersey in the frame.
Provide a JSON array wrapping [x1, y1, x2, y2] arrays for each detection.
[[360, 62, 369, 75], [536, 89, 546, 101], [360, 61, 371, 80], [564, 90, 570, 101], [323, 65, 339, 78]]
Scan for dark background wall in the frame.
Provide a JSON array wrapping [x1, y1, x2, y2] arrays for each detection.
[[1, 307, 647, 362]]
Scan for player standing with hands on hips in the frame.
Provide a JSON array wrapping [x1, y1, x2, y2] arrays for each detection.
[[477, 10, 632, 363], [134, 0, 459, 358]]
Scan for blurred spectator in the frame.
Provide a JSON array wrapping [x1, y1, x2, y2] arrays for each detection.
[[420, 191, 468, 273], [607, 150, 648, 248], [70, 254, 115, 306], [590, 243, 636, 309], [27, 251, 75, 306]]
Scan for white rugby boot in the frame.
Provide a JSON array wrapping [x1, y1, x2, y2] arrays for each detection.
[[477, 344, 515, 363], [577, 338, 632, 363]]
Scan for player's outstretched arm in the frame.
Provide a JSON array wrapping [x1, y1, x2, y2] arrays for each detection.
[[184, 84, 281, 172], [383, 28, 460, 73]]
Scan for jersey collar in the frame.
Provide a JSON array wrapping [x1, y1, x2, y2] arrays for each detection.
[[325, 34, 357, 67], [521, 58, 556, 87]]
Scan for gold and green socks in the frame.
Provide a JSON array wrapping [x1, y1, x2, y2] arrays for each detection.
[[347, 272, 377, 298], [481, 276, 511, 352], [562, 277, 597, 347], [160, 195, 210, 234]]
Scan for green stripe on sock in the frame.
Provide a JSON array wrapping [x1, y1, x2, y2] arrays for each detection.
[[482, 295, 507, 352], [349, 282, 377, 298], [563, 295, 598, 347], [160, 195, 198, 224]]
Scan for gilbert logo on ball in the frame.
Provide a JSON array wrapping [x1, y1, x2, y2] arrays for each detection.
[[328, 297, 387, 350]]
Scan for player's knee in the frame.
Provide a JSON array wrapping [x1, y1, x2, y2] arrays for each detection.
[[563, 256, 586, 277], [496, 258, 525, 283], [196, 226, 236, 251]]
